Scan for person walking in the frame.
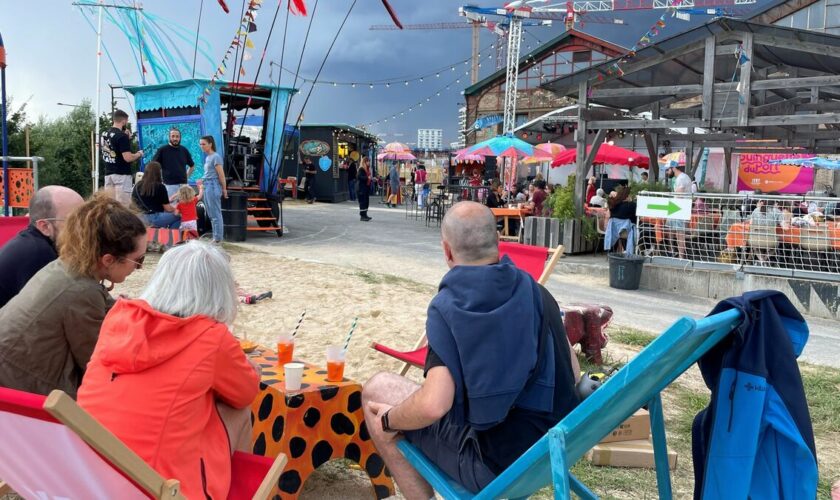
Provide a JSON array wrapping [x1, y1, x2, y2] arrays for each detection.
[[302, 157, 317, 204], [415, 164, 428, 209], [387, 163, 400, 208], [152, 128, 195, 197], [101, 109, 144, 206], [132, 161, 181, 229], [358, 157, 372, 222], [199, 136, 227, 243]]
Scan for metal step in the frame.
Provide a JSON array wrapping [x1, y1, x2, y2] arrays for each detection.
[[247, 226, 280, 231], [247, 207, 272, 211], [249, 217, 278, 221]]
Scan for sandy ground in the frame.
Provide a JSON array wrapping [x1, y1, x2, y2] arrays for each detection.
[[114, 245, 435, 499]]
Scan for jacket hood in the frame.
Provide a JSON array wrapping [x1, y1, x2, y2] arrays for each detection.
[[96, 299, 221, 373]]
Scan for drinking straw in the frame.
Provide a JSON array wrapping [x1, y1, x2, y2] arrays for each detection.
[[343, 317, 358, 352], [291, 310, 307, 337]]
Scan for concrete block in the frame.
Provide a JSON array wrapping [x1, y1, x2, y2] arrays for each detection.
[[640, 264, 711, 299]]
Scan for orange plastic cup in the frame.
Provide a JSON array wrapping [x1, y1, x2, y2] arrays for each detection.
[[277, 337, 295, 366], [326, 346, 346, 382]]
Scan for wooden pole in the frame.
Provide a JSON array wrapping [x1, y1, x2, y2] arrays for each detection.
[[574, 81, 588, 217]]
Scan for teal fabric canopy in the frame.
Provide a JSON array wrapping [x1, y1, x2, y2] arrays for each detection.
[[126, 79, 210, 111]]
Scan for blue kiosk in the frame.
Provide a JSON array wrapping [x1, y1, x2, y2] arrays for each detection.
[[125, 78, 297, 238]]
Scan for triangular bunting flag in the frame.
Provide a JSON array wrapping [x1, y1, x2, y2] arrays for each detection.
[[245, 38, 255, 49], [243, 51, 253, 61]]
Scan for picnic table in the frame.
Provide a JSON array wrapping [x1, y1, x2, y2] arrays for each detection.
[[491, 206, 531, 241], [247, 347, 395, 499]]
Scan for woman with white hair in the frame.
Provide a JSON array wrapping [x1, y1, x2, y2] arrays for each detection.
[[77, 241, 259, 500], [589, 188, 607, 208]]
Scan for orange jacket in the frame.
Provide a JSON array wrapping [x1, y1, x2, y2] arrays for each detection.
[[78, 300, 259, 499]]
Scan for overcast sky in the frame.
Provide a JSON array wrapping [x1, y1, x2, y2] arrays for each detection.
[[2, 0, 777, 144]]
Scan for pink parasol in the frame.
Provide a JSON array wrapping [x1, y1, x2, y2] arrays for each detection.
[[378, 141, 416, 161], [453, 147, 485, 163]]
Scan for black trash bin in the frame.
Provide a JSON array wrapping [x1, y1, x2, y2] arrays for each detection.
[[221, 191, 248, 242], [608, 253, 645, 290]]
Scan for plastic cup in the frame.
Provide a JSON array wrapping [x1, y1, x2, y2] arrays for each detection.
[[326, 346, 346, 382], [284, 362, 305, 391], [277, 334, 295, 366]]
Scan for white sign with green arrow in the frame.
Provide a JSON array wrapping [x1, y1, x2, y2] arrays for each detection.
[[635, 196, 692, 221]]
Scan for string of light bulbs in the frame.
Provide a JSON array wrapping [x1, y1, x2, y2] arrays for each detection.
[[269, 40, 497, 88], [362, 73, 467, 129]]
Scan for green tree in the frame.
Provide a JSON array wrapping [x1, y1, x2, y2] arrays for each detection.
[[29, 101, 96, 197]]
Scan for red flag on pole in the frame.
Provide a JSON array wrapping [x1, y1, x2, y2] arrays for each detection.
[[217, 0, 230, 13]]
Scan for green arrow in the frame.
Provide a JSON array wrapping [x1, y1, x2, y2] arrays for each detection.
[[647, 200, 681, 215]]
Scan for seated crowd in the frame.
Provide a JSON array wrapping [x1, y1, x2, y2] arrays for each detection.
[[0, 184, 581, 497]]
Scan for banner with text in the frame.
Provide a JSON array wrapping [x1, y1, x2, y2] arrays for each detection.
[[737, 153, 815, 194]]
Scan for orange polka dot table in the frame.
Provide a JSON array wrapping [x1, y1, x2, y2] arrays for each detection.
[[248, 348, 395, 499]]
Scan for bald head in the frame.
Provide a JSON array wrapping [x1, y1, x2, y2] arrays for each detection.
[[29, 186, 84, 242], [441, 201, 499, 266]]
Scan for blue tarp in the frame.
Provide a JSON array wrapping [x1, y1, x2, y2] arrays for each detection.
[[126, 79, 209, 111], [260, 88, 292, 194]]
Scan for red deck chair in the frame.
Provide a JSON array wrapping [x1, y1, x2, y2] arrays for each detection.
[[0, 216, 29, 249], [371, 243, 564, 375], [0, 387, 287, 500]]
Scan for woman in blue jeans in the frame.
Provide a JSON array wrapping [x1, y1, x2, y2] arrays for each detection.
[[199, 135, 228, 243], [132, 161, 180, 229]]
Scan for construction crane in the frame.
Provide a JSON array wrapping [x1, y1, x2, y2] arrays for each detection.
[[461, 0, 756, 135], [370, 19, 553, 84]]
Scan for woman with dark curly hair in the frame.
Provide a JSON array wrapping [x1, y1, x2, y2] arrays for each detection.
[[0, 194, 147, 397]]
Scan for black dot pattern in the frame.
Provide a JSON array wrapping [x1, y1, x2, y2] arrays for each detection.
[[303, 408, 321, 427], [311, 440, 334, 469], [271, 415, 284, 441], [258, 394, 274, 421], [286, 393, 305, 408], [289, 437, 307, 458], [347, 390, 362, 413], [365, 453, 385, 478], [279, 469, 302, 494], [330, 413, 355, 435], [253, 432, 267, 455], [320, 386, 339, 401], [344, 443, 361, 463]]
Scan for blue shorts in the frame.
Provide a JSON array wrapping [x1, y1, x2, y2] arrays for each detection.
[[666, 219, 686, 230], [403, 412, 496, 493]]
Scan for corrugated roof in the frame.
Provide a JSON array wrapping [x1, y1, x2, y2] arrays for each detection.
[[541, 18, 840, 110]]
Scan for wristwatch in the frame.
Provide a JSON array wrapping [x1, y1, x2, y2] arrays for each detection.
[[381, 409, 397, 433]]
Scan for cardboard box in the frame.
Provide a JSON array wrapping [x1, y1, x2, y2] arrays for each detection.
[[600, 409, 651, 443], [586, 439, 678, 470]]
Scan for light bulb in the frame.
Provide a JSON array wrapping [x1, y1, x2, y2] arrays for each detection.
[[352, 83, 356, 88], [386, 83, 390, 87], [369, 84, 374, 89], [420, 77, 424, 82], [332, 82, 337, 87], [404, 81, 409, 86]]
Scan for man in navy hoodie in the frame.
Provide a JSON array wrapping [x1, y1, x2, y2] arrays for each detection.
[[362, 201, 580, 498]]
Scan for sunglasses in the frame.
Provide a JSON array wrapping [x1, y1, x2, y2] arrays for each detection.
[[122, 254, 146, 270]]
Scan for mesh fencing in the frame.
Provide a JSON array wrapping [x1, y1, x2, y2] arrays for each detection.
[[634, 192, 840, 278]]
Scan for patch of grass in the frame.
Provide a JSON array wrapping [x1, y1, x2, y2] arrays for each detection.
[[609, 327, 657, 348], [665, 383, 710, 451], [800, 363, 840, 434]]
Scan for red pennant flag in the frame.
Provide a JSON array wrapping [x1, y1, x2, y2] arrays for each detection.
[[380, 0, 403, 29], [290, 0, 307, 15], [217, 0, 230, 13]]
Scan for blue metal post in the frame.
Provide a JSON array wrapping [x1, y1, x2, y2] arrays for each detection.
[[1, 31, 9, 216], [649, 394, 674, 500]]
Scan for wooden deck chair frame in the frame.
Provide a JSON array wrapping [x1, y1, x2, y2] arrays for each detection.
[[15, 390, 287, 500], [380, 244, 564, 376], [396, 308, 743, 499]]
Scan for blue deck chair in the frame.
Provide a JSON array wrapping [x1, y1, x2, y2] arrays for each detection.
[[397, 308, 743, 499]]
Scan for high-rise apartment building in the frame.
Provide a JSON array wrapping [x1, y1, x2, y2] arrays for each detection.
[[417, 129, 443, 150]]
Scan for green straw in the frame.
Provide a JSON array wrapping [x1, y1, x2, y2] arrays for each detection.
[[343, 317, 358, 352]]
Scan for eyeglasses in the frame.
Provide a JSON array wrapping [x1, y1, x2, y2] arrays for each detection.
[[122, 254, 146, 270], [38, 218, 65, 223]]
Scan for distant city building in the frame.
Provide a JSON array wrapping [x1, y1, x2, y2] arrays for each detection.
[[417, 129, 443, 150], [450, 140, 462, 150]]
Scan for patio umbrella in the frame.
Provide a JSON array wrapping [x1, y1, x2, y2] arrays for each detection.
[[377, 150, 416, 161], [550, 143, 650, 168], [377, 141, 416, 161], [453, 147, 485, 163], [769, 157, 840, 170], [467, 135, 552, 160], [660, 151, 686, 168], [521, 142, 567, 164]]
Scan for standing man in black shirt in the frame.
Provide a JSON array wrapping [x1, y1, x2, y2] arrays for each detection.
[[303, 157, 317, 204], [152, 128, 195, 197], [347, 155, 358, 202], [101, 109, 144, 206]]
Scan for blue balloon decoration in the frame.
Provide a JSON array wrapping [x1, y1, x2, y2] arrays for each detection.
[[319, 156, 332, 172]]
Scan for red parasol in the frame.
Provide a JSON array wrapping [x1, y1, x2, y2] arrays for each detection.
[[550, 143, 650, 169]]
